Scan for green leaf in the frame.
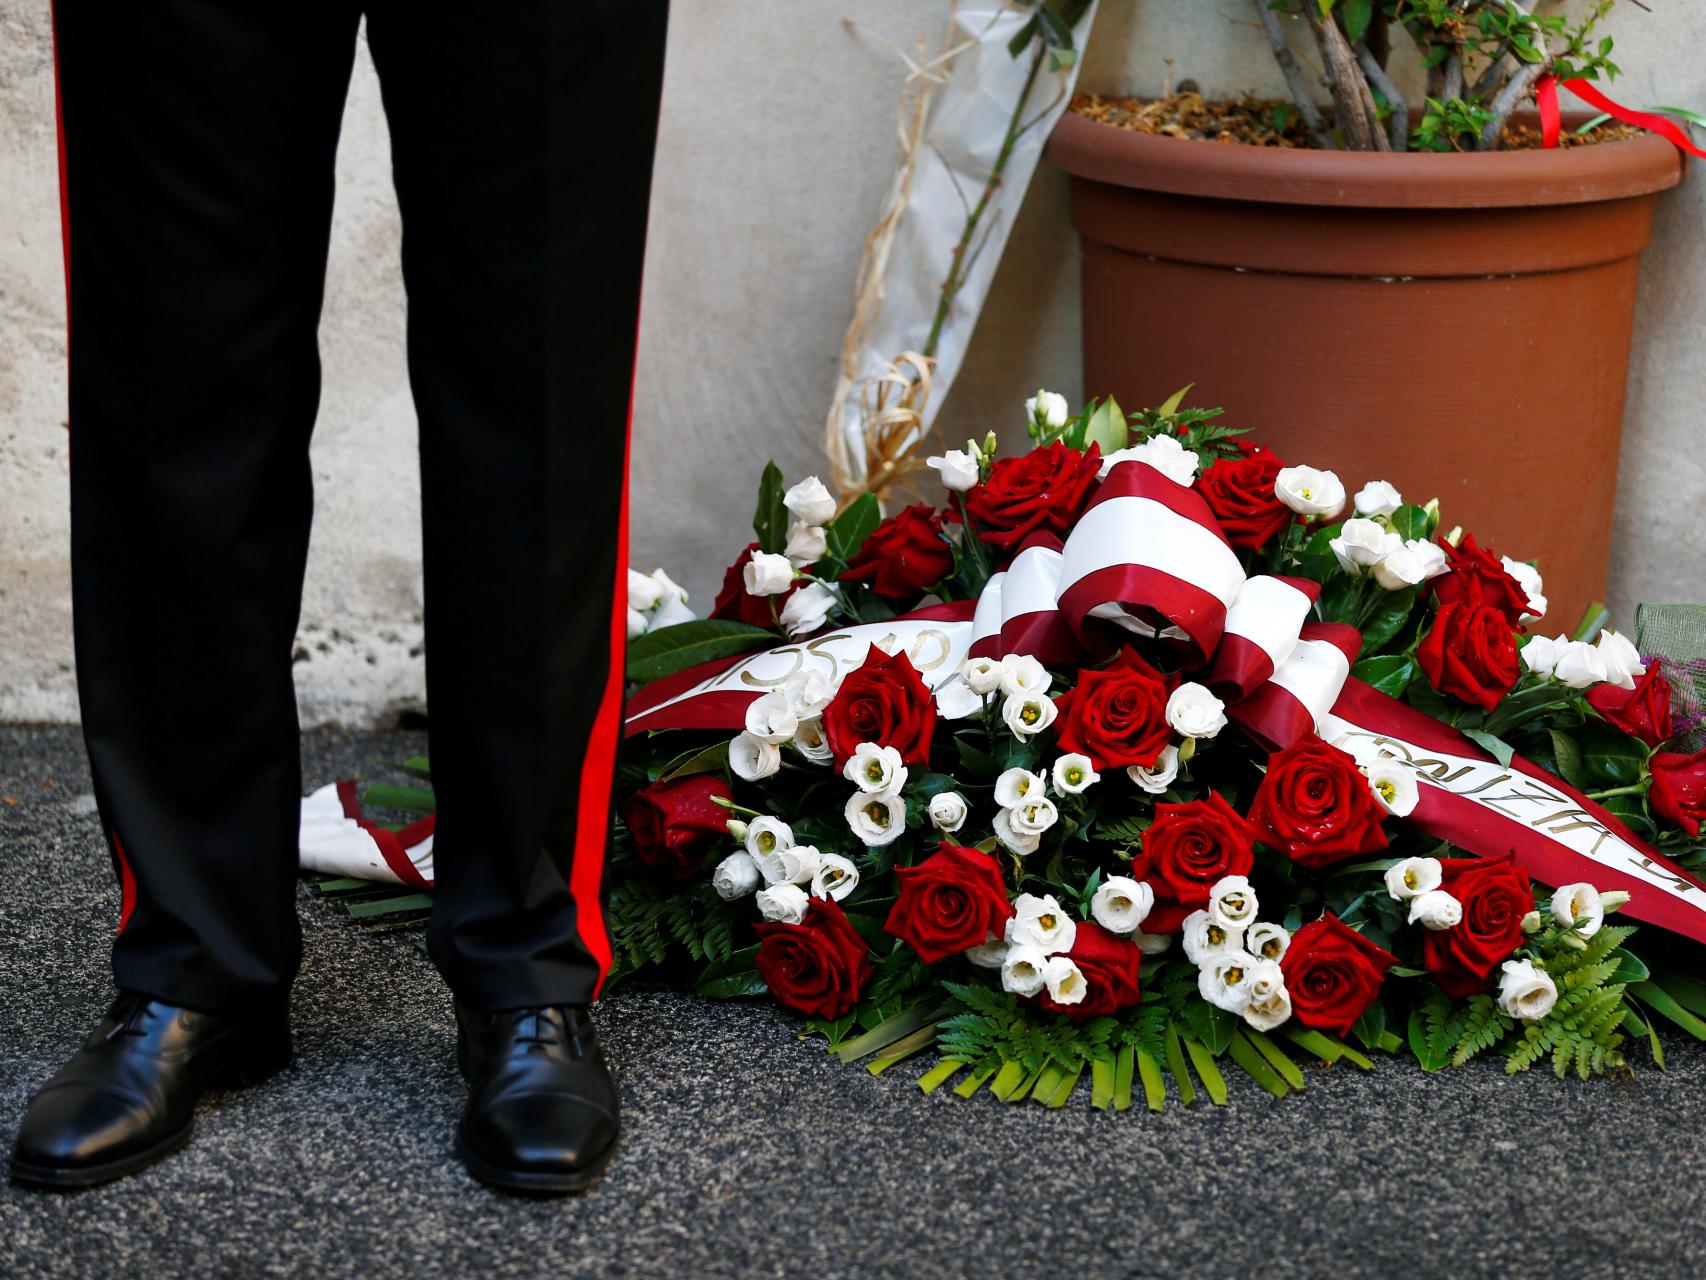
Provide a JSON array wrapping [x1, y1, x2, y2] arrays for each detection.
[[1578, 723, 1647, 788], [654, 740, 729, 784], [1112, 1044, 1135, 1112], [1163, 1022, 1196, 1105], [1571, 601, 1610, 643], [625, 619, 775, 684], [1135, 1049, 1166, 1112], [1358, 589, 1418, 655], [1341, 0, 1374, 47], [1227, 1031, 1290, 1098], [825, 493, 881, 566], [1155, 383, 1194, 418], [1408, 1007, 1452, 1071], [836, 1002, 946, 1064], [1350, 1000, 1387, 1051], [917, 1057, 964, 1094], [1090, 1053, 1116, 1110], [1245, 1030, 1307, 1089], [752, 461, 788, 555], [696, 970, 769, 999], [1181, 1037, 1228, 1106], [1181, 997, 1236, 1056], [1388, 504, 1431, 542], [1463, 728, 1516, 768], [1549, 729, 1588, 790], [1352, 654, 1418, 700], [1083, 395, 1128, 455], [360, 783, 436, 813]]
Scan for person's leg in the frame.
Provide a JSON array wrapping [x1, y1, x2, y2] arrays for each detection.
[[54, 0, 363, 1017], [11, 2, 361, 1189], [365, 0, 668, 1011]]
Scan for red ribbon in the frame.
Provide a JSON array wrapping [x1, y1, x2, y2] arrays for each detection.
[[1539, 74, 1706, 159]]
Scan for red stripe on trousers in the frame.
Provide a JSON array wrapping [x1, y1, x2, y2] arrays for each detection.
[[569, 309, 643, 997], [112, 831, 137, 932]]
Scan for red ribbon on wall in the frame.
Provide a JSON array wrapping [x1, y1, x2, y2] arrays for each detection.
[[1538, 74, 1706, 159]]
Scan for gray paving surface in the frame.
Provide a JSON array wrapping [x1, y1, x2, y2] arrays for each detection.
[[1, 724, 1703, 1280]]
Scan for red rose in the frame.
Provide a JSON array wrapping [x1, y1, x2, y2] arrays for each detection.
[[1196, 442, 1292, 549], [1422, 853, 1533, 996], [821, 646, 937, 769], [1417, 601, 1520, 711], [1586, 663, 1674, 748], [1052, 647, 1177, 771], [1650, 748, 1706, 837], [710, 542, 793, 629], [1132, 793, 1260, 933], [754, 898, 875, 1020], [840, 504, 956, 605], [1429, 533, 1530, 624], [1037, 920, 1143, 1021], [885, 842, 1014, 964], [1280, 914, 1396, 1037], [619, 775, 732, 880], [964, 442, 1101, 553], [1247, 735, 1389, 869]]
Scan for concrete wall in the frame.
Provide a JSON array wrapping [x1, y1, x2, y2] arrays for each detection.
[[3, 1, 1703, 726]]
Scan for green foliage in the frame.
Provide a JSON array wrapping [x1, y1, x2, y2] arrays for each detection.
[[606, 879, 737, 983], [751, 461, 787, 555], [625, 619, 775, 685], [1450, 996, 1512, 1067], [935, 981, 1157, 1078], [1505, 925, 1635, 1078]]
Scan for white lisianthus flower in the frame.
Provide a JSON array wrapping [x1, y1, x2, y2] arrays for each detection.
[[926, 790, 969, 834], [811, 853, 860, 902], [1043, 955, 1087, 1006], [791, 717, 833, 765], [1496, 959, 1559, 1021], [993, 808, 1041, 855], [926, 449, 980, 493], [1242, 960, 1292, 1031], [650, 592, 695, 630], [1007, 795, 1059, 839], [742, 549, 795, 598], [993, 767, 1046, 810], [783, 521, 827, 567], [934, 679, 984, 722], [1408, 889, 1463, 931], [1007, 893, 1077, 954], [1551, 882, 1606, 938], [964, 932, 1009, 969], [1245, 922, 1290, 963], [778, 581, 836, 638], [1384, 856, 1443, 902], [1274, 465, 1346, 518], [1166, 682, 1227, 740], [1132, 929, 1173, 955], [844, 790, 906, 848], [998, 654, 1052, 698], [783, 475, 836, 526], [725, 818, 749, 843], [1127, 745, 1181, 795], [1595, 630, 1646, 691], [1208, 875, 1259, 930], [1001, 945, 1050, 997], [1365, 760, 1419, 818], [1052, 753, 1101, 795], [626, 607, 649, 641], [783, 669, 836, 721], [755, 882, 810, 924], [1100, 434, 1199, 485], [962, 655, 1004, 695], [1520, 634, 1566, 680], [729, 731, 781, 781], [744, 692, 799, 746], [1002, 692, 1057, 740], [1091, 876, 1154, 934], [628, 568, 665, 612], [1199, 951, 1258, 1013], [1353, 480, 1403, 518], [1501, 556, 1547, 623], [711, 852, 760, 901], [1026, 389, 1069, 429], [843, 742, 908, 794], [1330, 518, 1402, 574], [1181, 909, 1244, 965], [756, 843, 821, 887], [1552, 640, 1610, 689], [1373, 538, 1448, 590], [743, 816, 794, 860], [1522, 910, 1543, 934]]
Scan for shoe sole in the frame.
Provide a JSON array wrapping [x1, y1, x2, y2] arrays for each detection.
[[453, 1126, 616, 1196], [8, 1046, 291, 1191]]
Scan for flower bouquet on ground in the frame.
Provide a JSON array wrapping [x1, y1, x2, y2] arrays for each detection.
[[613, 391, 1706, 1109]]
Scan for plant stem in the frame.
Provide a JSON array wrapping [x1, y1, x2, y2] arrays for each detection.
[[1305, 7, 1385, 151], [1356, 40, 1409, 150], [1252, 0, 1334, 149], [1588, 783, 1649, 801], [1479, 0, 1550, 149], [921, 44, 1046, 360]]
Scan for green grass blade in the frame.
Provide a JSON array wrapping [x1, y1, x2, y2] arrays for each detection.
[[360, 783, 437, 812], [1028, 1060, 1066, 1103], [1286, 1026, 1374, 1070], [954, 1065, 997, 1099], [1183, 1037, 1228, 1105], [1008, 1062, 1046, 1104], [917, 1058, 965, 1094], [1090, 1054, 1116, 1110], [1163, 1022, 1196, 1106], [1624, 1003, 1665, 1071], [836, 1003, 946, 1063], [867, 1026, 939, 1075], [345, 893, 434, 919], [1113, 1045, 1135, 1112], [1046, 1060, 1085, 1108], [1228, 1031, 1291, 1098], [1246, 1030, 1307, 1090], [988, 1059, 1027, 1101], [1135, 1049, 1166, 1113], [1631, 982, 1706, 1040]]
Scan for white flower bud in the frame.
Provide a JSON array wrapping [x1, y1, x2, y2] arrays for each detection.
[[927, 791, 969, 833], [1595, 629, 1646, 691], [844, 790, 906, 848], [1353, 480, 1402, 518], [1043, 955, 1087, 1005], [1246, 922, 1290, 963], [791, 716, 834, 765], [1408, 889, 1463, 931], [926, 449, 980, 493], [1496, 958, 1558, 1021], [1166, 682, 1226, 740], [997, 655, 1052, 698], [755, 882, 810, 924], [1330, 518, 1401, 573], [992, 807, 1041, 856], [1208, 875, 1258, 929], [711, 852, 761, 900], [1001, 944, 1049, 996], [783, 520, 827, 567], [778, 581, 836, 637], [1002, 692, 1057, 740], [1365, 761, 1419, 817], [742, 549, 796, 597], [1199, 951, 1258, 1013], [1026, 389, 1069, 429], [755, 843, 821, 887], [993, 767, 1045, 810], [744, 816, 793, 859], [962, 655, 1005, 695], [782, 476, 837, 526], [1181, 909, 1244, 965]]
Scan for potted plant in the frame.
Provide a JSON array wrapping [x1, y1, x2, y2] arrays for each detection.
[[1045, 1, 1687, 626]]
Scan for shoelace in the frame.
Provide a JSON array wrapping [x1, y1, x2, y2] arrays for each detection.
[[108, 993, 154, 1039], [509, 1006, 588, 1058]]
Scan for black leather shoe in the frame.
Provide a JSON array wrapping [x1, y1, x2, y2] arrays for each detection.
[[10, 992, 291, 1189], [453, 1002, 619, 1195]]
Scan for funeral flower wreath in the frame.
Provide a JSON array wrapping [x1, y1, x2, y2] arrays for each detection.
[[622, 393, 1706, 1108]]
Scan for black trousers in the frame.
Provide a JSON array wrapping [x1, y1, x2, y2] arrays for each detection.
[[50, 1, 668, 1015]]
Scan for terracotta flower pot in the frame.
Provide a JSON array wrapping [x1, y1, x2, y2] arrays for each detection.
[[1045, 110, 1684, 628]]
